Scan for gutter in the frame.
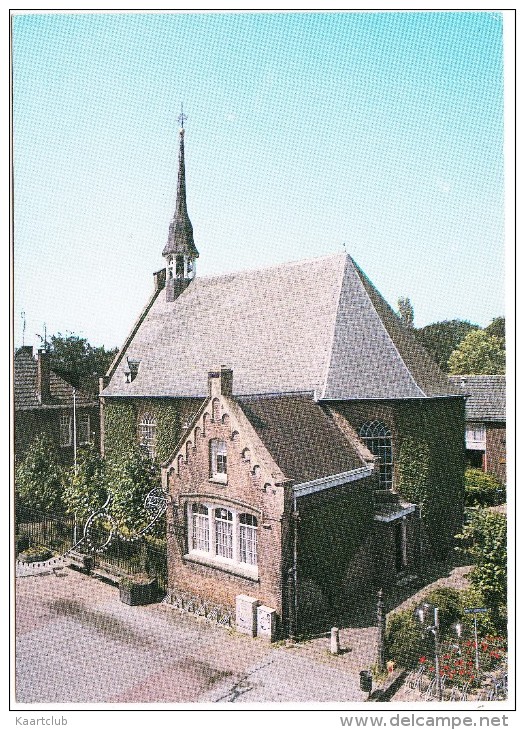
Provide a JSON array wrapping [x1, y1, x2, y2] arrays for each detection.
[[292, 464, 374, 498]]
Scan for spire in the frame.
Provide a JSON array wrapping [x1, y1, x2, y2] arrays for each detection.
[[162, 106, 199, 260]]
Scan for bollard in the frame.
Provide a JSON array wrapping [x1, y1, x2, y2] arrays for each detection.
[[330, 627, 340, 655]]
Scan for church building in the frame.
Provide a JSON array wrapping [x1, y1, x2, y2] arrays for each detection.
[[100, 119, 466, 636]]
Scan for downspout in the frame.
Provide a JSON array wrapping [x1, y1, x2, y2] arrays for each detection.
[[287, 494, 299, 641]]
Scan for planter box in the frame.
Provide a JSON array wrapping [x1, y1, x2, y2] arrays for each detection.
[[119, 578, 156, 606]]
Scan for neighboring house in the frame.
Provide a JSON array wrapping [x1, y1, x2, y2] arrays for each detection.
[[14, 346, 100, 464], [449, 375, 506, 483], [100, 123, 466, 636]]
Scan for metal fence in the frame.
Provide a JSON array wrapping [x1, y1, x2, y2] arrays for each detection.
[[15, 511, 168, 595]]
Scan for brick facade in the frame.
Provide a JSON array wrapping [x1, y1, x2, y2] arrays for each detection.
[[485, 423, 506, 484]]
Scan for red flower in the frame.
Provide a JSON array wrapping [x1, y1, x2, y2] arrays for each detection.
[[419, 656, 427, 663]]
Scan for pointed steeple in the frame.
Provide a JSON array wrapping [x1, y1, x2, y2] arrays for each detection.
[[163, 106, 199, 301]]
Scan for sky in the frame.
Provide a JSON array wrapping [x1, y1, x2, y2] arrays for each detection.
[[12, 10, 508, 351]]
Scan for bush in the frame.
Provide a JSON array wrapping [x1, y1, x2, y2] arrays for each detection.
[[386, 609, 432, 669], [464, 469, 504, 507], [423, 587, 463, 632], [15, 534, 30, 554], [18, 545, 52, 563]]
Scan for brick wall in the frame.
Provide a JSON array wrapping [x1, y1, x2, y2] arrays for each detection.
[[333, 398, 465, 553], [486, 423, 506, 484], [15, 405, 100, 465], [295, 474, 376, 631], [165, 398, 287, 618]]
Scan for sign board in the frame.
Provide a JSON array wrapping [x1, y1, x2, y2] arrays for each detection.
[[464, 607, 488, 614]]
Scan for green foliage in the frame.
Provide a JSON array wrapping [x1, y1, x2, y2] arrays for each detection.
[[18, 545, 52, 562], [397, 297, 414, 328], [423, 587, 463, 631], [464, 468, 504, 507], [103, 401, 136, 458], [459, 586, 500, 637], [63, 444, 108, 525], [15, 534, 30, 553], [448, 330, 505, 375], [150, 402, 181, 463], [396, 437, 431, 508], [386, 609, 431, 669], [456, 508, 507, 615], [47, 332, 117, 395], [106, 446, 160, 534], [15, 434, 66, 517], [484, 317, 505, 346], [415, 320, 480, 372]]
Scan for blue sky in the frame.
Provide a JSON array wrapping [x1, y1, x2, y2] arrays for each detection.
[[13, 10, 506, 350]]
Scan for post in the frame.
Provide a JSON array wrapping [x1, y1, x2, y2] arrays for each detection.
[[377, 589, 386, 671], [434, 607, 442, 701], [330, 627, 341, 655], [287, 568, 296, 641], [473, 615, 480, 672], [73, 388, 77, 474]]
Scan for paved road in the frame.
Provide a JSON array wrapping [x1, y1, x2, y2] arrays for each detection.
[[15, 568, 371, 704]]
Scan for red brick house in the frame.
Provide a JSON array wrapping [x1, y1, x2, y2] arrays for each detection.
[[448, 375, 506, 483], [14, 346, 100, 464], [100, 122, 466, 635]]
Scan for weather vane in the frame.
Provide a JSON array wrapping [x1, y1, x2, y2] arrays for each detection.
[[178, 103, 187, 129]]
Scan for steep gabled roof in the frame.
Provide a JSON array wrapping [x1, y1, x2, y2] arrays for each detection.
[[14, 347, 96, 410], [103, 253, 457, 400], [448, 375, 506, 422]]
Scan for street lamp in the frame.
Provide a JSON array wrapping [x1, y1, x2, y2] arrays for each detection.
[[415, 602, 442, 701]]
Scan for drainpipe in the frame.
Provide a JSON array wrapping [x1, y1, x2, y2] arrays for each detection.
[[288, 494, 299, 640]]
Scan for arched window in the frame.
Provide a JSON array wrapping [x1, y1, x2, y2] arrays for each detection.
[[214, 508, 233, 559], [186, 501, 258, 575], [359, 420, 393, 489], [209, 439, 227, 483], [139, 414, 157, 459], [239, 513, 258, 565]]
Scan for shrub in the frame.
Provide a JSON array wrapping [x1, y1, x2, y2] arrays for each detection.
[[18, 545, 52, 563], [423, 587, 463, 632], [386, 609, 432, 669], [464, 469, 504, 508], [15, 534, 30, 554]]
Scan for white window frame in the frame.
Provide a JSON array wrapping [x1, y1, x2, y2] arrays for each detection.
[[466, 422, 486, 451], [186, 502, 258, 576], [139, 414, 157, 458], [209, 439, 228, 484], [78, 413, 91, 445], [59, 413, 72, 447], [359, 420, 393, 489]]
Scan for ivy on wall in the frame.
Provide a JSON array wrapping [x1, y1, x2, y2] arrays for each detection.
[[104, 398, 199, 465], [151, 402, 181, 463], [396, 437, 431, 509], [103, 401, 136, 458]]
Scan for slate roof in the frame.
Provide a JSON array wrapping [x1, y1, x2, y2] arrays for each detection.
[[14, 347, 96, 410], [104, 253, 459, 401], [448, 375, 506, 422], [237, 395, 366, 483]]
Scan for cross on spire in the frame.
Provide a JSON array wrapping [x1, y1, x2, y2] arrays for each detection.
[[178, 103, 187, 129]]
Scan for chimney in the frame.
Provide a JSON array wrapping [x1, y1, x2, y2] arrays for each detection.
[[36, 349, 51, 403], [208, 367, 233, 398]]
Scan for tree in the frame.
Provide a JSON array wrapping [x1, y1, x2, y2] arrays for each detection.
[[62, 444, 108, 526], [456, 508, 506, 627], [484, 316, 505, 346], [464, 468, 504, 507], [448, 330, 505, 375], [47, 332, 118, 395], [106, 446, 160, 535], [414, 320, 480, 372], [15, 434, 65, 517], [397, 297, 414, 328]]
